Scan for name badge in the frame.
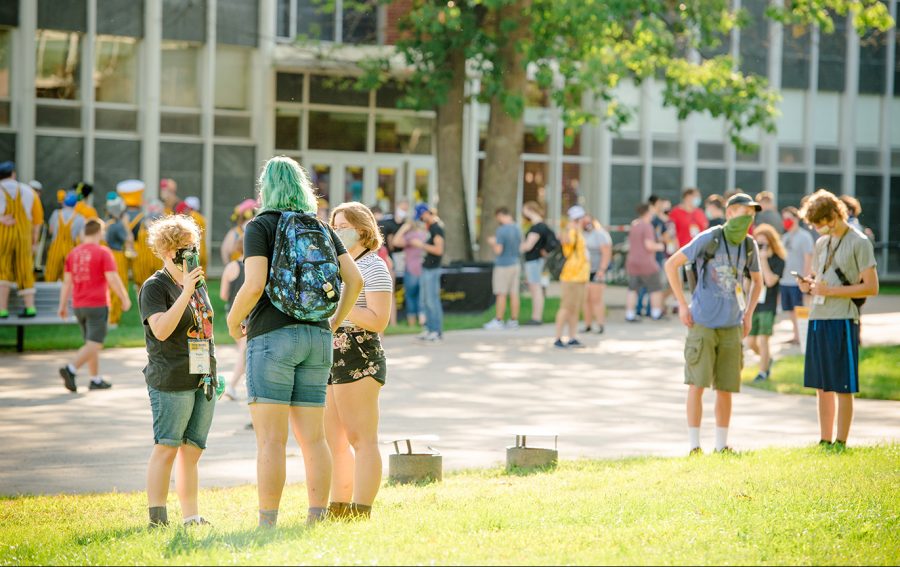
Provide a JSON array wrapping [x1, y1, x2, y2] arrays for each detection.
[[189, 339, 211, 374], [813, 295, 826, 306], [735, 283, 747, 311]]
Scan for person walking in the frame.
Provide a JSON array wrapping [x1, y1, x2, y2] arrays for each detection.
[[393, 217, 428, 327], [57, 218, 131, 392], [0, 162, 39, 318], [104, 192, 133, 326], [746, 223, 786, 382], [484, 207, 522, 330], [221, 198, 256, 264], [664, 193, 763, 455], [44, 191, 85, 282], [219, 235, 246, 401], [409, 204, 444, 342], [780, 206, 815, 345], [796, 190, 879, 449], [581, 214, 611, 333], [325, 202, 392, 520], [139, 214, 217, 528], [554, 206, 590, 348], [226, 156, 363, 529], [625, 203, 666, 322], [520, 201, 554, 326]]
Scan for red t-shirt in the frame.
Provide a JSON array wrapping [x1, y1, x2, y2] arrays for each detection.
[[669, 205, 709, 248], [65, 243, 118, 308]]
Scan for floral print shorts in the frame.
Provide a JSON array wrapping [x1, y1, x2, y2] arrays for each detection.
[[330, 327, 387, 386]]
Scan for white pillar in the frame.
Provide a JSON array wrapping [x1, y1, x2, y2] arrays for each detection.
[[82, 0, 97, 183], [725, 0, 742, 192], [881, 0, 897, 272], [681, 48, 699, 189], [463, 77, 481, 246], [141, 0, 162, 197], [15, 0, 37, 181], [596, 102, 612, 226], [549, 104, 564, 228], [255, 0, 276, 168], [840, 19, 860, 196], [805, 26, 820, 195], [202, 0, 216, 254], [639, 81, 652, 200], [764, 0, 784, 197]]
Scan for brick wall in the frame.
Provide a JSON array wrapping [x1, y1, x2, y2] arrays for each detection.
[[384, 0, 413, 45]]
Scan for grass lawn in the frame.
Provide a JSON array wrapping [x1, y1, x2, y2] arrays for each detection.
[[879, 284, 900, 295], [742, 345, 900, 401], [0, 283, 566, 350], [1, 445, 897, 565]]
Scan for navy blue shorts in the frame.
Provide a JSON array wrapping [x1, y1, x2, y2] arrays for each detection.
[[781, 285, 804, 311], [804, 319, 860, 394]]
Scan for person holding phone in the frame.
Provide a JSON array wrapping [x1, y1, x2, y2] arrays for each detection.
[[139, 215, 217, 528], [796, 190, 878, 449]]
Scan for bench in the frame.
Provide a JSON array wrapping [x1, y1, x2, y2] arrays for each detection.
[[0, 282, 76, 352]]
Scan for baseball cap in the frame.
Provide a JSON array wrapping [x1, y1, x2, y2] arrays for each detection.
[[726, 192, 762, 212], [185, 196, 201, 211], [28, 180, 43, 191], [63, 191, 78, 207], [414, 203, 432, 221], [0, 161, 14, 178], [567, 205, 586, 221]]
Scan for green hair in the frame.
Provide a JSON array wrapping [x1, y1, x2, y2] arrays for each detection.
[[257, 156, 318, 214]]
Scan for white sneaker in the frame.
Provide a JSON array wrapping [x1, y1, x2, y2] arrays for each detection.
[[419, 331, 442, 342], [224, 385, 239, 401], [505, 320, 519, 329], [483, 318, 505, 331]]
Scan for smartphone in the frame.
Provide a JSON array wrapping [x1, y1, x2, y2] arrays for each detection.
[[789, 271, 800, 278], [183, 250, 206, 289]]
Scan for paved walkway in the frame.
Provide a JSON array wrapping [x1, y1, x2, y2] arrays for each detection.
[[1, 297, 898, 495]]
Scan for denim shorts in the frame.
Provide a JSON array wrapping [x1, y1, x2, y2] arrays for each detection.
[[246, 324, 333, 407], [524, 259, 544, 285], [148, 385, 216, 449]]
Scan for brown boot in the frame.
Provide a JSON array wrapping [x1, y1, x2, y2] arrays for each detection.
[[306, 507, 328, 527], [348, 503, 372, 520], [327, 501, 351, 520]]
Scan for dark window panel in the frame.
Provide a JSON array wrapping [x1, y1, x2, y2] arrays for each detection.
[[95, 108, 138, 131], [0, 1, 18, 26], [160, 112, 202, 135], [309, 74, 368, 106], [779, 146, 805, 165], [162, 0, 206, 43], [777, 171, 807, 210], [0, 132, 15, 163], [895, 30, 900, 96], [735, 169, 764, 195], [275, 108, 300, 149], [159, 141, 203, 209], [815, 147, 841, 166], [610, 165, 642, 226], [35, 135, 83, 214], [38, 0, 86, 32], [818, 15, 846, 92], [375, 115, 432, 154], [854, 175, 883, 240], [376, 80, 404, 108], [697, 168, 727, 196], [276, 72, 304, 102], [858, 29, 888, 94], [214, 114, 252, 138], [739, 0, 768, 78], [276, 0, 290, 38], [342, 0, 377, 45], [612, 137, 640, 157], [97, 0, 144, 37], [652, 140, 680, 160], [36, 104, 82, 128], [308, 111, 366, 151], [651, 166, 682, 203], [297, 0, 334, 42], [697, 143, 725, 161], [782, 24, 811, 89], [814, 172, 842, 193], [94, 138, 140, 215], [0, 101, 11, 126], [217, 0, 258, 46], [856, 148, 880, 168], [212, 144, 256, 265], [890, 177, 900, 273]]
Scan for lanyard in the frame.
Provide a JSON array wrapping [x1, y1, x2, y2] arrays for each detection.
[[721, 238, 742, 276], [164, 268, 209, 340], [820, 232, 846, 278]]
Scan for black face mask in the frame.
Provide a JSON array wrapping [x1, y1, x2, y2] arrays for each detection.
[[174, 247, 199, 267]]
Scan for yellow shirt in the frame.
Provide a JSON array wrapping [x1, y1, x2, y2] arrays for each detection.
[[560, 228, 589, 283], [75, 201, 98, 220]]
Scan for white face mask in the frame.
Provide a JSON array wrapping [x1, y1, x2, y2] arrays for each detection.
[[395, 209, 407, 222], [336, 228, 360, 249]]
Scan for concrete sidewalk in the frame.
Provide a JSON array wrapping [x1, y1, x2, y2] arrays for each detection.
[[1, 297, 898, 495]]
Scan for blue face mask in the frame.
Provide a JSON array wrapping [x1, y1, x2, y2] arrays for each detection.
[[692, 196, 702, 208]]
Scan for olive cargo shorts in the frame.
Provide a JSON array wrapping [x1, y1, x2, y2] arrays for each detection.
[[683, 324, 744, 393]]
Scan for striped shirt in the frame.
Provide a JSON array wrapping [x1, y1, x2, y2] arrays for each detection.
[[342, 251, 394, 328]]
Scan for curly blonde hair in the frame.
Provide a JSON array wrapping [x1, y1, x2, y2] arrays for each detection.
[[800, 189, 848, 226], [147, 214, 202, 258], [330, 202, 383, 251]]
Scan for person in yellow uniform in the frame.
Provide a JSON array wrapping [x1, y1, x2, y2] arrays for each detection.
[[0, 162, 39, 318], [104, 191, 132, 325], [45, 191, 86, 282], [117, 180, 163, 287], [160, 178, 180, 215], [553, 206, 591, 348], [72, 182, 98, 220], [176, 196, 207, 272], [27, 180, 45, 262], [220, 198, 256, 264]]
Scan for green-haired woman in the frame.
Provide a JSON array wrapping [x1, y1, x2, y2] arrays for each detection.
[[227, 156, 363, 528]]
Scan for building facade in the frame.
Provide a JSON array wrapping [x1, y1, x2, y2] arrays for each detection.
[[1, 0, 898, 274]]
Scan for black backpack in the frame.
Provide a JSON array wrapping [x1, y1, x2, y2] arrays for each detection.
[[686, 227, 755, 293]]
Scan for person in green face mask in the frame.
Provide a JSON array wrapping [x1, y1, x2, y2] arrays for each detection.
[[663, 193, 764, 456]]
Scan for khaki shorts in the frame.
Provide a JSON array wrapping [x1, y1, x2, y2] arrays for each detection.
[[559, 281, 586, 313], [683, 324, 744, 393], [492, 264, 521, 296]]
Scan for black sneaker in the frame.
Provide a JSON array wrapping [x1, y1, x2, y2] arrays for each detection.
[[59, 366, 77, 393], [689, 447, 703, 456], [89, 378, 112, 390], [522, 319, 542, 326], [818, 440, 833, 448], [753, 372, 769, 382], [567, 338, 586, 348], [553, 339, 567, 349]]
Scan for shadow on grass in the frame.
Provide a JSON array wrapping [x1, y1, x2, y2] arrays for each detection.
[[504, 463, 559, 477], [161, 523, 320, 557]]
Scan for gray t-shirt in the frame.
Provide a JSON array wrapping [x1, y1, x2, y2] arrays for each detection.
[[495, 223, 522, 267], [756, 210, 783, 234], [682, 227, 761, 329], [583, 227, 612, 273], [105, 220, 127, 252], [780, 229, 815, 286], [809, 227, 876, 322]]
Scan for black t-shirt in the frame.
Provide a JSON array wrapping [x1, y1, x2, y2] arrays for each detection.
[[759, 254, 785, 313], [377, 215, 400, 251], [524, 222, 554, 262], [243, 211, 348, 341], [139, 271, 217, 392], [423, 223, 445, 269], [708, 217, 725, 228]]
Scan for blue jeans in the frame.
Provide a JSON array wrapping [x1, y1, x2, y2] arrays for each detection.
[[404, 271, 421, 318], [420, 267, 443, 335], [246, 324, 333, 407], [148, 386, 216, 449]]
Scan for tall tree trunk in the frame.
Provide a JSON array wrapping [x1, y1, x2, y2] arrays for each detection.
[[434, 47, 473, 263], [479, 0, 530, 261]]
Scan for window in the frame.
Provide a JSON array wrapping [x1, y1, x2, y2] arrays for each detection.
[[35, 30, 81, 100], [779, 146, 805, 165], [814, 173, 841, 193], [815, 148, 841, 166], [778, 172, 807, 209], [309, 74, 368, 106], [652, 140, 680, 160], [697, 143, 725, 161], [782, 24, 810, 90], [38, 0, 86, 32], [854, 175, 882, 240], [0, 29, 10, 125], [35, 136, 84, 195], [160, 41, 200, 108], [308, 111, 366, 151], [94, 35, 138, 104], [735, 170, 764, 195], [277, 0, 290, 38], [612, 137, 640, 157], [276, 72, 304, 102], [215, 46, 251, 110], [375, 115, 432, 154], [97, 0, 143, 37], [856, 148, 880, 168], [739, 0, 768, 78], [818, 16, 846, 92], [275, 108, 301, 150], [297, 0, 334, 41], [94, 139, 140, 201], [217, 0, 258, 47], [858, 30, 887, 95], [162, 0, 205, 42], [279, 0, 379, 44], [697, 168, 727, 195], [651, 166, 682, 203], [212, 145, 257, 265], [610, 166, 643, 225], [343, 0, 377, 44]]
